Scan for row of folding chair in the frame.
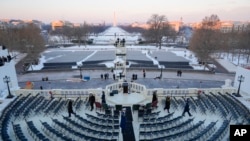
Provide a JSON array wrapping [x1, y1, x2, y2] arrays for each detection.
[[195, 98, 207, 115], [140, 120, 204, 141], [76, 114, 119, 132], [87, 113, 119, 125], [201, 94, 217, 114], [26, 120, 50, 141], [1, 111, 12, 141], [52, 118, 119, 141], [23, 96, 45, 118], [43, 99, 60, 116], [217, 93, 243, 121], [0, 94, 24, 141], [142, 111, 161, 123], [41, 121, 74, 141], [96, 111, 119, 120], [13, 94, 36, 119], [225, 93, 250, 123], [76, 113, 115, 130], [13, 123, 28, 141], [75, 99, 83, 111], [34, 99, 50, 114], [207, 120, 230, 141], [206, 94, 228, 119], [186, 97, 198, 113], [186, 121, 217, 141], [140, 117, 193, 133], [211, 93, 230, 113], [52, 100, 66, 116]]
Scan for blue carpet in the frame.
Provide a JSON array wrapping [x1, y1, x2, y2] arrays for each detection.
[[122, 107, 135, 141]]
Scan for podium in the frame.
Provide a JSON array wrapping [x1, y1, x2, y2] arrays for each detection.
[[123, 82, 128, 93]]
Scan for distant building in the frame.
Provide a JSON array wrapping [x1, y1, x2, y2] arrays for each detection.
[[51, 20, 75, 31], [169, 21, 183, 32], [188, 21, 249, 33], [0, 19, 43, 29], [23, 20, 43, 29], [131, 22, 150, 29], [131, 20, 183, 32], [220, 21, 249, 33]]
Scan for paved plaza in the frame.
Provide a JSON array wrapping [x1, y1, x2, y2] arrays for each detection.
[[17, 69, 235, 90]]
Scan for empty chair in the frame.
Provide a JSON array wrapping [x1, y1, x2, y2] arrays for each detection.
[[95, 102, 102, 111], [132, 104, 140, 113], [151, 100, 158, 110], [115, 105, 122, 111]]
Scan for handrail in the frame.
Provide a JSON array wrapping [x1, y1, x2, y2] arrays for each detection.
[[12, 85, 236, 100]]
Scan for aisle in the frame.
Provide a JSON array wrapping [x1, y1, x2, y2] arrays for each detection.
[[122, 107, 135, 141]]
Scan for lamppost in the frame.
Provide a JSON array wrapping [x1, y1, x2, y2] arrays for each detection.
[[78, 64, 83, 79], [3, 75, 14, 98], [237, 75, 244, 97]]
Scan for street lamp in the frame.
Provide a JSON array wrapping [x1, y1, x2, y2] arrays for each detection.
[[3, 75, 14, 98], [78, 64, 83, 79], [237, 75, 244, 97]]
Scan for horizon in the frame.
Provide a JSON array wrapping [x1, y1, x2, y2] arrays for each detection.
[[1, 0, 250, 24]]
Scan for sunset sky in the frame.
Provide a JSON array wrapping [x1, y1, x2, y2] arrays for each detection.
[[1, 0, 249, 24]]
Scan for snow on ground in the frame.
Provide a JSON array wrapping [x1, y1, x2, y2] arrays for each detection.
[[216, 59, 237, 73], [29, 45, 208, 71]]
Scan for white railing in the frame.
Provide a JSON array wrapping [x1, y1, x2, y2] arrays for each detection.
[[12, 86, 237, 100]]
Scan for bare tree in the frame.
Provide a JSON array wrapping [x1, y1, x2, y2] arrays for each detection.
[[0, 24, 45, 56], [73, 22, 90, 47], [189, 14, 221, 69], [62, 26, 74, 44], [17, 23, 45, 68], [201, 14, 220, 29], [143, 14, 175, 49], [239, 24, 250, 64]]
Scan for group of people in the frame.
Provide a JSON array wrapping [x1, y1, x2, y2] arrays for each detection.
[[67, 91, 107, 117], [101, 73, 109, 80], [114, 38, 126, 47], [0, 55, 12, 66], [177, 70, 183, 77], [164, 96, 192, 117], [151, 91, 192, 116]]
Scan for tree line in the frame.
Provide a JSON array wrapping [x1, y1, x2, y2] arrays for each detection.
[[1, 14, 249, 69], [189, 14, 250, 66], [0, 23, 45, 66]]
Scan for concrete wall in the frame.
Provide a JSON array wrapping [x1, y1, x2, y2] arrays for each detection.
[[0, 47, 19, 98], [234, 66, 250, 94]]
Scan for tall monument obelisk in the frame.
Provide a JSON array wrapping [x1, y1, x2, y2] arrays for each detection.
[[113, 12, 117, 27]]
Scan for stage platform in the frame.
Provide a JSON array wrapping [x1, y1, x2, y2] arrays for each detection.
[[107, 93, 148, 106]]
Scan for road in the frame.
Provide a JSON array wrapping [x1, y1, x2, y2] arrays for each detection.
[[17, 69, 235, 90]]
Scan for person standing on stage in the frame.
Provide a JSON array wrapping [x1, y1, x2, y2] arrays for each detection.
[[101, 91, 106, 104], [152, 91, 158, 103]]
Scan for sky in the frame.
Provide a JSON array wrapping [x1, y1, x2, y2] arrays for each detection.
[[0, 0, 250, 24]]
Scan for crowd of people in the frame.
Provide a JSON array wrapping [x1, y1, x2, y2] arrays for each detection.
[[0, 55, 12, 67]]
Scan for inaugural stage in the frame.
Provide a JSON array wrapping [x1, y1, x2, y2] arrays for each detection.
[[107, 93, 147, 106]]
